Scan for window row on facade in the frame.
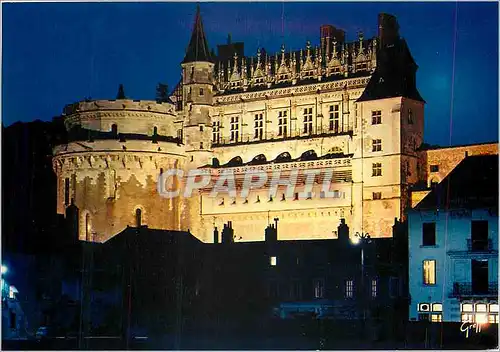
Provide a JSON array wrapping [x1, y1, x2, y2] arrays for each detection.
[[217, 190, 347, 206]]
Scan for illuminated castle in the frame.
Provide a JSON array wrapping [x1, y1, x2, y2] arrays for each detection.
[[52, 7, 496, 243]]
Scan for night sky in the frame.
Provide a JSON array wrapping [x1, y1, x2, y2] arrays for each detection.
[[2, 2, 498, 146]]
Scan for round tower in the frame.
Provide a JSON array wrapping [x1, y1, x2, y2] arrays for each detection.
[[52, 96, 186, 242], [181, 5, 215, 168]]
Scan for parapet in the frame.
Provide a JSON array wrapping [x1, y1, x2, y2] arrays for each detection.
[[62, 99, 176, 116]]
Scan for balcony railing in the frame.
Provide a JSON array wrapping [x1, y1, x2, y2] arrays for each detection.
[[467, 239, 493, 252], [211, 128, 353, 147], [450, 282, 498, 298]]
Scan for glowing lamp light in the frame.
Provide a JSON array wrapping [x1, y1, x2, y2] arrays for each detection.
[[351, 236, 360, 245], [476, 313, 488, 324], [1, 265, 7, 275]]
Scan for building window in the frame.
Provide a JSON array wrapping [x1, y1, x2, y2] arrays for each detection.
[[303, 107, 313, 134], [372, 163, 382, 177], [432, 303, 443, 312], [461, 313, 474, 323], [423, 260, 436, 285], [314, 279, 324, 299], [422, 222, 436, 246], [418, 313, 429, 321], [372, 139, 382, 152], [329, 105, 340, 132], [408, 108, 414, 124], [371, 279, 377, 298], [490, 304, 499, 313], [372, 192, 382, 200], [488, 314, 499, 323], [431, 314, 442, 322], [199, 125, 204, 132], [64, 177, 70, 205], [85, 213, 91, 242], [111, 123, 118, 135], [371, 110, 382, 125], [471, 220, 489, 250], [230, 116, 239, 142], [345, 279, 354, 298], [200, 142, 203, 149], [389, 277, 400, 297], [212, 121, 220, 143], [270, 256, 277, 266], [430, 164, 439, 173], [254, 113, 264, 140], [135, 208, 142, 227], [153, 126, 158, 136], [278, 111, 288, 137], [199, 88, 204, 96], [9, 286, 15, 299]]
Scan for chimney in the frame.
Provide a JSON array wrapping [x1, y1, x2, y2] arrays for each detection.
[[337, 218, 350, 244], [265, 224, 277, 243], [378, 13, 400, 48], [320, 24, 345, 58], [221, 221, 234, 244], [213, 226, 219, 244]]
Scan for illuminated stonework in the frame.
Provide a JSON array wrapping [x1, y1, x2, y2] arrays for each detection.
[[54, 9, 471, 243]]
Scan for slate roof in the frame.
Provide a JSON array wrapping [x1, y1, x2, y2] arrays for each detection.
[[182, 5, 213, 64]]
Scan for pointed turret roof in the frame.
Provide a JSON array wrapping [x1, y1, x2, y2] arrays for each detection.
[[182, 5, 213, 64]]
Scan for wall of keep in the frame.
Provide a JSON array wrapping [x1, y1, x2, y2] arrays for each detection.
[[421, 143, 498, 187]]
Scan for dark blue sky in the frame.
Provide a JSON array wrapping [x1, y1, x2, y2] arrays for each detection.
[[2, 2, 498, 146]]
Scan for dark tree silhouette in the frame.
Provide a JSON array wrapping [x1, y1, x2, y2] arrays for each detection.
[[116, 84, 126, 99], [156, 83, 169, 103]]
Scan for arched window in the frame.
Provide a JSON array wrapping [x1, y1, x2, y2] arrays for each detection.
[[85, 213, 91, 241], [111, 124, 118, 135], [153, 126, 158, 136], [136, 208, 142, 228]]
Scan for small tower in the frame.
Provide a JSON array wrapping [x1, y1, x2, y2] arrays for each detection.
[[181, 5, 215, 166]]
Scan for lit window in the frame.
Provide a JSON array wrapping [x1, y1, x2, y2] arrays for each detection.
[[371, 279, 377, 298], [371, 110, 382, 125], [372, 139, 382, 152], [345, 279, 354, 298], [461, 313, 474, 322], [8, 286, 14, 299], [270, 256, 277, 266], [314, 279, 324, 299], [372, 192, 381, 200], [432, 303, 443, 312], [431, 314, 442, 322], [372, 163, 382, 177], [488, 314, 499, 323], [423, 260, 436, 285], [490, 304, 499, 313], [476, 313, 488, 324], [461, 303, 474, 312], [476, 303, 487, 312]]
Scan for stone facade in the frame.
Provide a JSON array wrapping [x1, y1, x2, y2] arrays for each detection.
[[52, 8, 493, 244]]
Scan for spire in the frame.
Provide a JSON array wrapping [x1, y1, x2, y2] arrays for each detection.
[[182, 5, 212, 63]]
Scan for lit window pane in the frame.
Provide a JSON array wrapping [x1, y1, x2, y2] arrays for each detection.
[[432, 303, 442, 312], [431, 314, 442, 322], [270, 256, 277, 266], [423, 260, 436, 285], [476, 304, 487, 312], [461, 303, 474, 312], [490, 304, 499, 313], [461, 313, 474, 322], [488, 314, 499, 323]]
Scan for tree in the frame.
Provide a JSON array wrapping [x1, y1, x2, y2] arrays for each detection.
[[156, 83, 169, 103], [116, 84, 126, 99]]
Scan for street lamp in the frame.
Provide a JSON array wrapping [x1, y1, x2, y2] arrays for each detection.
[[1, 265, 7, 275], [351, 232, 371, 322]]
